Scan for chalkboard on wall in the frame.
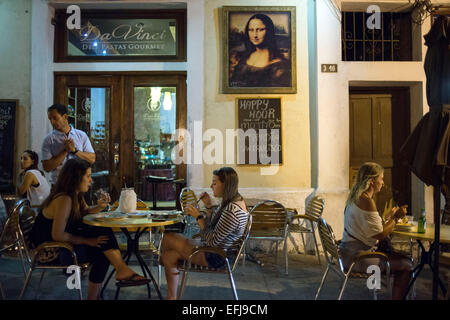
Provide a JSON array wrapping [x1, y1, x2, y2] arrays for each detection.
[[236, 98, 282, 165], [0, 100, 17, 193]]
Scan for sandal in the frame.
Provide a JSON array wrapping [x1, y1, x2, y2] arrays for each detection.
[[116, 273, 151, 287]]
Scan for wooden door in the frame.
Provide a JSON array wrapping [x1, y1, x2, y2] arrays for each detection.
[[350, 94, 396, 213], [54, 72, 187, 203]]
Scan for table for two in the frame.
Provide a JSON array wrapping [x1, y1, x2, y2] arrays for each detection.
[[392, 224, 450, 299], [83, 211, 183, 300]]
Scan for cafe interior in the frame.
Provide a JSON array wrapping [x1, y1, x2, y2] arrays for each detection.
[[0, 0, 449, 302]]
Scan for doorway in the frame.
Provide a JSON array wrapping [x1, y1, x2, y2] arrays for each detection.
[[349, 87, 411, 214], [54, 72, 187, 205]]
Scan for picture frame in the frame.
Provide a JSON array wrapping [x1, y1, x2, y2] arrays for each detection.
[[222, 6, 296, 94]]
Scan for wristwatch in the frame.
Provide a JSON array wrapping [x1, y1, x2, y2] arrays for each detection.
[[196, 214, 205, 222]]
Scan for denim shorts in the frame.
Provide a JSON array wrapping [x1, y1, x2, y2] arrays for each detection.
[[205, 252, 226, 268]]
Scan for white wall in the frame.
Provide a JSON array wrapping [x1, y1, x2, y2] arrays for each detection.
[[0, 0, 32, 186]]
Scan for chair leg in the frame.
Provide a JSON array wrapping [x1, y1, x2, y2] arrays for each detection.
[[178, 268, 189, 300], [19, 263, 34, 300], [300, 233, 307, 254], [315, 265, 330, 300], [338, 275, 350, 300], [284, 238, 288, 276], [225, 260, 238, 300], [35, 269, 46, 300], [311, 224, 321, 265]]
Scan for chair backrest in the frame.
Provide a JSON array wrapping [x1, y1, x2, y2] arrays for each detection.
[[248, 200, 288, 238], [230, 214, 252, 271], [0, 199, 29, 251], [305, 196, 325, 221], [317, 218, 342, 270], [17, 200, 37, 263], [179, 187, 198, 211]]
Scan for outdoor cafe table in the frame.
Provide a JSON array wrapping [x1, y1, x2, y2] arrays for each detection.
[[83, 211, 183, 300], [392, 223, 450, 299]]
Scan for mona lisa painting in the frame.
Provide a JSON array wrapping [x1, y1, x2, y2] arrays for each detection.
[[222, 6, 296, 94]]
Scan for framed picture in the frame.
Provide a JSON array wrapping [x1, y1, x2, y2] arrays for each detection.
[[222, 6, 296, 94]]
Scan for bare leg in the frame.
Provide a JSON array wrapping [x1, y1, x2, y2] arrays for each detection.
[[389, 252, 413, 300], [87, 281, 102, 300], [103, 249, 146, 281], [161, 233, 209, 300]]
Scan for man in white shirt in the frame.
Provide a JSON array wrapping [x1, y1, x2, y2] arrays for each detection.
[[41, 104, 95, 185]]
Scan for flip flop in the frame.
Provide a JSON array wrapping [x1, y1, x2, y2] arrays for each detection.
[[116, 273, 151, 287]]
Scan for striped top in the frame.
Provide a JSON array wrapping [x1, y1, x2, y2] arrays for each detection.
[[199, 201, 249, 255]]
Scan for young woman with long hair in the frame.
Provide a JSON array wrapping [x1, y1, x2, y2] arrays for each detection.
[[17, 150, 50, 206], [339, 162, 413, 300], [30, 158, 149, 300], [160, 167, 249, 300]]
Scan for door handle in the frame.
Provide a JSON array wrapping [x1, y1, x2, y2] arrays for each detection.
[[113, 143, 119, 169]]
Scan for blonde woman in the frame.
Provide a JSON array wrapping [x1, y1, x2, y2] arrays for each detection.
[[339, 162, 413, 300]]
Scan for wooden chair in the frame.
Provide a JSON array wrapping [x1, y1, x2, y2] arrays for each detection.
[[315, 217, 391, 300], [15, 199, 86, 300], [246, 200, 289, 275], [287, 196, 325, 264], [176, 214, 252, 300]]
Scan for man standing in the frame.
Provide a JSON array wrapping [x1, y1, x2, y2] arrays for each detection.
[[42, 104, 95, 185]]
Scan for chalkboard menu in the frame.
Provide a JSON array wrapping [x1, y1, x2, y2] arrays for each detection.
[[0, 100, 17, 193], [236, 98, 282, 165]]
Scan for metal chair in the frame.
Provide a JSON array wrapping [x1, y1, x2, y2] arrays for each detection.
[[315, 217, 391, 300], [287, 195, 325, 264], [246, 200, 289, 275], [179, 187, 200, 236], [176, 214, 252, 300], [14, 199, 85, 300]]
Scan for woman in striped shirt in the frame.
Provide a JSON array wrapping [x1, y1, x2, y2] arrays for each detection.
[[161, 167, 249, 300]]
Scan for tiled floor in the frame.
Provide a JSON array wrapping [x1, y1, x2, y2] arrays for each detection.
[[1, 248, 449, 300]]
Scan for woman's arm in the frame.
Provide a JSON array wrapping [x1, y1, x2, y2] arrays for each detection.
[[372, 205, 406, 241], [51, 196, 106, 247], [17, 171, 38, 196]]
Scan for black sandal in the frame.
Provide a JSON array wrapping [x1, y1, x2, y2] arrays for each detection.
[[116, 273, 151, 287]]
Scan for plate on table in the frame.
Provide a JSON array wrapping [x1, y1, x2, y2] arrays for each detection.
[[395, 223, 413, 232], [94, 212, 127, 222], [126, 212, 149, 219], [151, 211, 180, 219]]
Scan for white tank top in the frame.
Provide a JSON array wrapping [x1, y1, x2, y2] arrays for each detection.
[[26, 169, 51, 206]]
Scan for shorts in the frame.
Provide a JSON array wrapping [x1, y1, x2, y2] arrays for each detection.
[[204, 252, 226, 268]]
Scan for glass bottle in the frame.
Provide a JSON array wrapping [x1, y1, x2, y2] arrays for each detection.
[[417, 208, 426, 233]]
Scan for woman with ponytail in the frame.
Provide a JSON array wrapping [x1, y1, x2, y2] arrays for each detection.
[[17, 150, 50, 206], [160, 167, 249, 300], [339, 162, 413, 299]]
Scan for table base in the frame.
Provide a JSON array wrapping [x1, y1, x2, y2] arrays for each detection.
[[100, 227, 162, 300], [403, 240, 447, 299]]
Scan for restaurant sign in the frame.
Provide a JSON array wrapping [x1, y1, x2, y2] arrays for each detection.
[[54, 10, 186, 61], [68, 19, 177, 56]]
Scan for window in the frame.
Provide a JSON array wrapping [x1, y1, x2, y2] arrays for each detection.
[[341, 12, 412, 61]]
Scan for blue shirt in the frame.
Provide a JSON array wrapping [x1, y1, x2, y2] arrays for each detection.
[[41, 126, 95, 184]]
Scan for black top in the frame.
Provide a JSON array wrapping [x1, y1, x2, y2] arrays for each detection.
[[30, 210, 54, 247]]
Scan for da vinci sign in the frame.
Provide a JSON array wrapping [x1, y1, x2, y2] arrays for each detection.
[[54, 10, 186, 61]]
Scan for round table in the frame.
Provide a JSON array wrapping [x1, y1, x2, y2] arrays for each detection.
[[83, 211, 183, 300], [392, 224, 450, 299]]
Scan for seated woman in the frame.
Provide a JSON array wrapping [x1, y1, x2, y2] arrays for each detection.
[[339, 162, 413, 300], [30, 158, 150, 300], [17, 150, 51, 206], [161, 167, 249, 300]]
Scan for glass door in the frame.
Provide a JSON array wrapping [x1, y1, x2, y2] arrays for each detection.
[[124, 75, 187, 209], [54, 73, 187, 205]]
